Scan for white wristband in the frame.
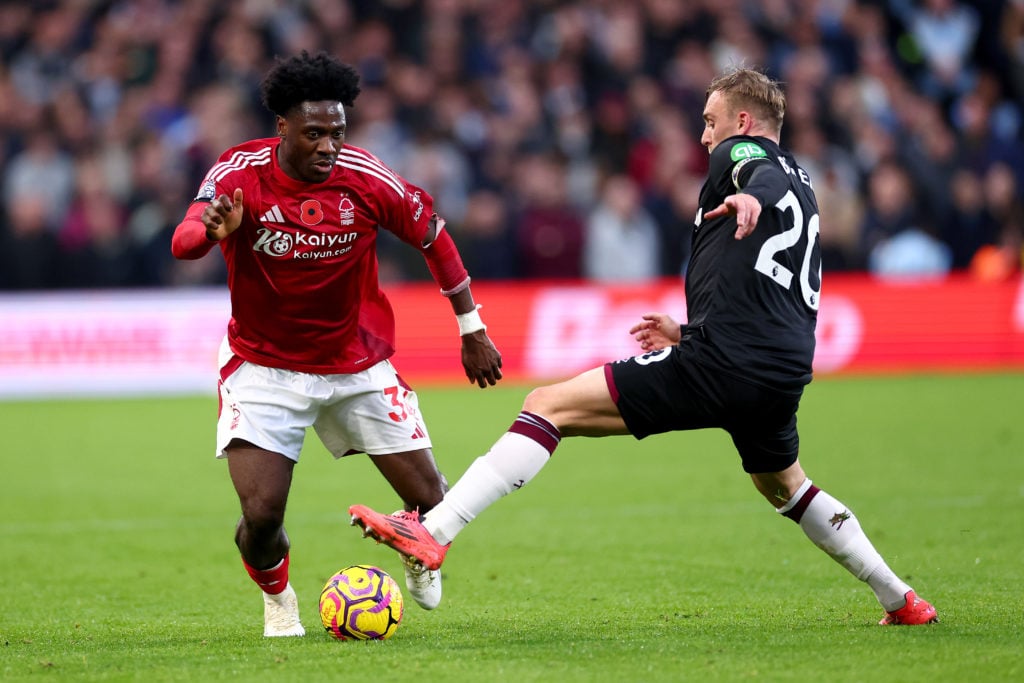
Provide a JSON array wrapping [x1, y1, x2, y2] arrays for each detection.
[[456, 305, 486, 336]]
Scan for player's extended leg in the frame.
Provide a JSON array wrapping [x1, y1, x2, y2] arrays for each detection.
[[751, 461, 938, 625], [367, 448, 449, 610], [424, 366, 628, 538], [227, 440, 305, 637], [350, 366, 627, 566]]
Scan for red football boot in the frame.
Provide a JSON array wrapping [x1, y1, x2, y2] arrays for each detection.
[[879, 590, 939, 625], [349, 505, 449, 571]]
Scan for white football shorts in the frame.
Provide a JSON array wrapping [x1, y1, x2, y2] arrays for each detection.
[[214, 338, 432, 461]]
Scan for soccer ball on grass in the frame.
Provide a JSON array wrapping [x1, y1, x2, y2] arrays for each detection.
[[319, 565, 404, 640]]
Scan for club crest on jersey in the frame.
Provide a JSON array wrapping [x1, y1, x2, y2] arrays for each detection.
[[730, 142, 767, 161], [339, 195, 355, 226], [299, 199, 324, 225]]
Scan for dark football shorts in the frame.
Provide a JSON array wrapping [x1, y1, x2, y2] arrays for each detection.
[[605, 345, 802, 474]]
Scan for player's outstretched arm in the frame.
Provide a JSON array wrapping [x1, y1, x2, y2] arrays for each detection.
[[449, 289, 503, 388], [629, 312, 681, 352], [705, 162, 790, 240], [171, 187, 245, 259], [420, 213, 503, 388], [704, 193, 763, 240], [203, 188, 245, 241]]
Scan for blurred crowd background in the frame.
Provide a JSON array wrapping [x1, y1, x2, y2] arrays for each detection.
[[1, 0, 1022, 290]]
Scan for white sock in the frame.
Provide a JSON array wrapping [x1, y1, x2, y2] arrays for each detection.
[[779, 480, 911, 611], [424, 413, 559, 545], [865, 565, 913, 612]]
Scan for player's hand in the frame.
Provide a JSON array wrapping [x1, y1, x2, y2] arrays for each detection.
[[202, 188, 244, 241], [460, 330, 503, 388], [704, 193, 762, 240], [629, 312, 681, 352]]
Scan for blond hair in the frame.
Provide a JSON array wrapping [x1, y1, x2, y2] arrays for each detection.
[[706, 68, 786, 135]]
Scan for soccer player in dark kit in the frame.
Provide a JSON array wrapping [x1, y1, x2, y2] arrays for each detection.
[[350, 67, 938, 627], [171, 51, 502, 636]]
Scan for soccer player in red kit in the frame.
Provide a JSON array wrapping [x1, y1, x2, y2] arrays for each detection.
[[171, 51, 502, 637]]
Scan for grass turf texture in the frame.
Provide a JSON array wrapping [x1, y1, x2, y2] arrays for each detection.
[[1, 373, 1021, 682]]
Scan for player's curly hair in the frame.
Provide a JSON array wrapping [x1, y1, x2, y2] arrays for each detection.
[[260, 50, 361, 117]]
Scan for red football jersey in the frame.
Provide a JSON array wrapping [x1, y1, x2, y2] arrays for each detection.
[[183, 138, 436, 373]]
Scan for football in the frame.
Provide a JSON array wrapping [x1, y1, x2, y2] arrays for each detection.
[[319, 565, 404, 640]]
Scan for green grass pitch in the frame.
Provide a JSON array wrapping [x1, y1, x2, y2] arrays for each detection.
[[1, 372, 1022, 681]]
